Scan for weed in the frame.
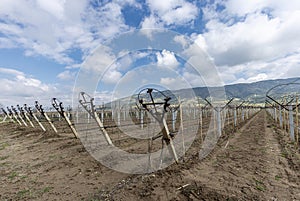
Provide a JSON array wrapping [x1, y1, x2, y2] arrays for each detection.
[[0, 155, 9, 160], [275, 175, 281, 181], [253, 178, 265, 192], [17, 189, 30, 198], [41, 186, 53, 194], [281, 151, 288, 158], [8, 171, 18, 180], [20, 175, 28, 180], [0, 142, 9, 150], [0, 162, 8, 167]]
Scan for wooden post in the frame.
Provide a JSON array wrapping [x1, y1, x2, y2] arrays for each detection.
[[24, 112, 34, 127], [32, 113, 46, 131], [161, 117, 178, 163], [94, 110, 112, 145], [16, 111, 28, 127], [63, 111, 79, 138], [78, 92, 112, 145], [44, 112, 58, 133], [14, 114, 22, 125]]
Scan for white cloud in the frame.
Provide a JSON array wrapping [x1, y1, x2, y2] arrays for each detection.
[[156, 49, 179, 69], [218, 52, 300, 85], [57, 70, 77, 81], [82, 45, 116, 73], [198, 0, 300, 84], [140, 14, 163, 30], [145, 0, 198, 26], [0, 37, 16, 48], [0, 0, 132, 64], [36, 0, 65, 19], [102, 69, 122, 84], [0, 67, 59, 106], [160, 76, 191, 90], [182, 71, 205, 87]]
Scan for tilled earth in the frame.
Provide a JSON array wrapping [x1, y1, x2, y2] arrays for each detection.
[[0, 110, 300, 200]]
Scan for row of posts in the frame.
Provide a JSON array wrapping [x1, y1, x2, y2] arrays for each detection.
[[267, 102, 299, 144], [77, 104, 260, 138]]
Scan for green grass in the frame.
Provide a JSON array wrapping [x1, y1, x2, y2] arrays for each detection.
[[16, 189, 31, 198], [0, 162, 8, 167], [254, 179, 265, 191], [275, 175, 281, 181], [41, 186, 53, 194], [0, 155, 9, 160], [20, 175, 28, 180], [0, 142, 9, 150], [8, 171, 18, 180]]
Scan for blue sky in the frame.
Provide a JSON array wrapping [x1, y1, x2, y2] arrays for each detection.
[[0, 0, 300, 106]]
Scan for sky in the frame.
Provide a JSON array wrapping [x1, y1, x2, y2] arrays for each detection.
[[0, 0, 300, 106]]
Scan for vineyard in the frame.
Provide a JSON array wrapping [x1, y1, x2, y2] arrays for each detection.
[[1, 86, 300, 200]]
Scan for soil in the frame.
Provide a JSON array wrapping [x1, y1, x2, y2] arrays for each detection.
[[0, 110, 300, 200]]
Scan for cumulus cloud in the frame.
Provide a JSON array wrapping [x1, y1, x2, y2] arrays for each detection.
[[0, 0, 133, 64], [0, 67, 59, 105], [57, 70, 77, 81], [156, 49, 179, 69], [198, 0, 300, 84], [145, 0, 198, 26]]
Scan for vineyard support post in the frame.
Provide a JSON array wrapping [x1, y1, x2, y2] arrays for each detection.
[[296, 96, 299, 144], [52, 98, 78, 138], [78, 92, 112, 145], [234, 107, 237, 127], [140, 109, 144, 129], [1, 108, 14, 123], [217, 107, 222, 137], [18, 105, 34, 128], [199, 107, 203, 142], [242, 108, 245, 121], [2, 115, 7, 122], [279, 105, 283, 128], [8, 108, 21, 125], [24, 110, 34, 127], [94, 110, 113, 145], [101, 106, 104, 123], [161, 117, 178, 163], [32, 113, 46, 131], [35, 102, 57, 133], [179, 97, 186, 152], [63, 110, 79, 138], [274, 107, 277, 122], [13, 107, 28, 127], [172, 108, 176, 131], [138, 88, 178, 163], [44, 113, 58, 133], [117, 101, 121, 126], [288, 105, 295, 141]]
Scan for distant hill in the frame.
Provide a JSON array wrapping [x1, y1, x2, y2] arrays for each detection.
[[106, 77, 300, 108], [190, 77, 300, 103]]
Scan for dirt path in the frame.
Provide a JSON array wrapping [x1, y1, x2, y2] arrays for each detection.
[[107, 111, 300, 200]]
